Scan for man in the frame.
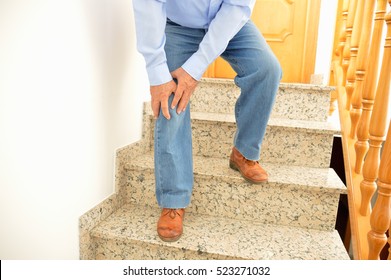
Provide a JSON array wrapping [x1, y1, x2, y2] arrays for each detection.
[[132, 0, 282, 242]]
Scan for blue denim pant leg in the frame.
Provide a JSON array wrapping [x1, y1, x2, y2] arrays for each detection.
[[154, 98, 193, 208], [154, 20, 205, 208], [221, 21, 282, 160], [154, 20, 281, 208]]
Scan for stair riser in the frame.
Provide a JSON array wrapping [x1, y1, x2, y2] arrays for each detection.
[[194, 120, 333, 168], [126, 168, 340, 231], [148, 117, 334, 168], [89, 202, 350, 260], [80, 79, 349, 260], [93, 238, 241, 260], [192, 81, 331, 121]]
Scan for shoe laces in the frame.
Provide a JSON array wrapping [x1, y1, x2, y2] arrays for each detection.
[[243, 158, 258, 166], [163, 209, 182, 219]]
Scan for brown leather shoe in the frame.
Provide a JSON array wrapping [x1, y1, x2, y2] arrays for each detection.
[[157, 208, 185, 242], [229, 147, 268, 184]]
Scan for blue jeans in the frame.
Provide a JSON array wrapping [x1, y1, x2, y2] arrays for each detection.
[[154, 19, 282, 208]]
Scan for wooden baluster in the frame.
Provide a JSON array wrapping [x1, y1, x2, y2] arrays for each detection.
[[329, 90, 338, 116], [346, 0, 366, 138], [389, 222, 391, 260], [336, 0, 350, 66], [360, 3, 391, 216], [343, 0, 358, 106], [368, 120, 391, 259], [355, 0, 388, 174], [331, 0, 351, 116]]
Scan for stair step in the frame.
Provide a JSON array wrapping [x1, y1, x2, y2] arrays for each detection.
[[125, 150, 346, 231], [192, 78, 332, 122], [80, 78, 346, 260], [91, 203, 349, 260], [146, 111, 339, 168]]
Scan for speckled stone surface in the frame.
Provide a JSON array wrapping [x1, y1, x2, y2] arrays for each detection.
[[79, 193, 122, 259], [80, 80, 349, 260], [125, 152, 346, 231], [79, 137, 151, 259], [91, 203, 350, 260], [146, 111, 338, 168], [192, 112, 338, 168], [192, 78, 333, 122]]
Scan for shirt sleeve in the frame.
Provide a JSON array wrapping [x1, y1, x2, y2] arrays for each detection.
[[132, 0, 172, 86], [182, 0, 256, 81]]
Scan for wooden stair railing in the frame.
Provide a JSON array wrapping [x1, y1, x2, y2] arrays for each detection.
[[367, 3, 391, 259], [342, 0, 358, 105], [360, 1, 390, 217], [368, 120, 391, 260], [349, 0, 376, 140], [355, 0, 388, 174], [336, 0, 350, 66], [346, 0, 365, 134], [330, 0, 350, 116], [331, 0, 391, 260]]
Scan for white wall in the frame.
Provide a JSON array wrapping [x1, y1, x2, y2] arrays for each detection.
[[314, 0, 339, 84], [0, 0, 342, 259], [0, 0, 149, 259]]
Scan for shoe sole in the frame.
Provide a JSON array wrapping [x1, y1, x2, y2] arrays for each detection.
[[229, 161, 268, 184], [158, 232, 182, 242]]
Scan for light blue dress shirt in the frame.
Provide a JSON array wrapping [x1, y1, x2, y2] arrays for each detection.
[[132, 0, 256, 85]]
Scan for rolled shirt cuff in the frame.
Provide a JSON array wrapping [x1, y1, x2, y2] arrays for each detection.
[[147, 63, 173, 86], [181, 51, 210, 81]]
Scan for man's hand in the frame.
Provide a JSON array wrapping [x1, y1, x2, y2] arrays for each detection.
[[171, 67, 198, 114], [150, 80, 177, 120]]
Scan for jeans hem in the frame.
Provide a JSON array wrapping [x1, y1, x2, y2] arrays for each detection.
[[234, 142, 261, 161], [157, 194, 191, 209]]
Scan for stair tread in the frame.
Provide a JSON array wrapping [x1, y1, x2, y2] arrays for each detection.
[[199, 77, 335, 92], [190, 78, 332, 122], [91, 203, 349, 260], [126, 151, 346, 194], [144, 105, 340, 134], [191, 111, 340, 134], [81, 80, 347, 260]]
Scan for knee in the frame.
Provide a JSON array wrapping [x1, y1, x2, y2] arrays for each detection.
[[270, 54, 282, 80], [234, 50, 282, 92], [240, 51, 282, 85], [257, 52, 282, 83], [239, 56, 282, 91], [156, 104, 190, 136]]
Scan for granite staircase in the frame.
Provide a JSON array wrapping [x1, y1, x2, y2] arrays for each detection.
[[80, 78, 350, 260]]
